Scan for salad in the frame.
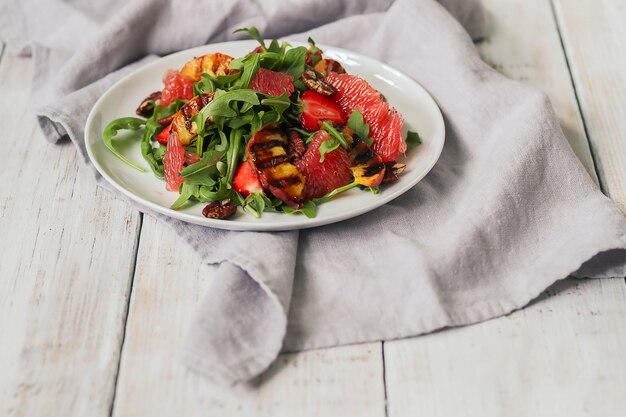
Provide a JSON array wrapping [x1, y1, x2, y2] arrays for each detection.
[[103, 28, 421, 220]]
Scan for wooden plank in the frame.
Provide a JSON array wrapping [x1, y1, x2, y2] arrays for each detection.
[[0, 54, 141, 417], [477, 0, 598, 182], [112, 215, 387, 417], [551, 0, 626, 213], [385, 279, 626, 417], [383, 1, 626, 416]]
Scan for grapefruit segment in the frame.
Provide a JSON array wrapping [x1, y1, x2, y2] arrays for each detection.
[[250, 68, 295, 96], [327, 72, 405, 162], [163, 131, 185, 192], [161, 70, 195, 107], [295, 131, 353, 199]]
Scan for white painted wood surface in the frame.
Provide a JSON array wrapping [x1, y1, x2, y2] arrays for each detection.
[[385, 279, 626, 417], [111, 216, 387, 417], [383, 1, 626, 415], [1, 0, 625, 415], [478, 0, 598, 182], [552, 0, 626, 213], [0, 52, 141, 416]]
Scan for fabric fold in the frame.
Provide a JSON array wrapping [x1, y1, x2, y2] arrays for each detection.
[[171, 222, 299, 385]]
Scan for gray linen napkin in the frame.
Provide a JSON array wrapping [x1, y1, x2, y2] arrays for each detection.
[[3, 0, 626, 387]]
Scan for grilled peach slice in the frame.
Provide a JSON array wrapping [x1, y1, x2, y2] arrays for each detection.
[[246, 125, 305, 209], [348, 136, 386, 186], [170, 93, 214, 145], [340, 127, 385, 187], [180, 53, 234, 81]]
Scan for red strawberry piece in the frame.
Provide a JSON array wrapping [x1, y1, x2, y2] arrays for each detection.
[[155, 124, 172, 145], [163, 131, 185, 192], [305, 49, 323, 66], [249, 46, 264, 55], [327, 72, 406, 162], [161, 70, 195, 107], [233, 161, 263, 197], [299, 90, 347, 132], [295, 131, 353, 199], [250, 68, 295, 96]]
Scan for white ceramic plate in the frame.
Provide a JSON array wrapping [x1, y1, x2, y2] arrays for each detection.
[[85, 40, 445, 231]]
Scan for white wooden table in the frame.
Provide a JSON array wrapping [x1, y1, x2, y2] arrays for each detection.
[[2, 1, 626, 416]]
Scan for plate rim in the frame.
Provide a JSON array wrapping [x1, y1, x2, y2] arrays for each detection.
[[85, 39, 445, 231]]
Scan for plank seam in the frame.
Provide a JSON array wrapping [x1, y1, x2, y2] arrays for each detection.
[[107, 212, 144, 417], [382, 342, 389, 417], [548, 0, 606, 194], [549, 1, 626, 287], [0, 42, 6, 65]]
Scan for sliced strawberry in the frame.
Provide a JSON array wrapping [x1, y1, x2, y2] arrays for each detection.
[[155, 124, 172, 145], [250, 68, 295, 96], [305, 49, 323, 66], [299, 90, 346, 132], [163, 131, 185, 192], [233, 161, 263, 197], [249, 46, 264, 55], [295, 131, 353, 199]]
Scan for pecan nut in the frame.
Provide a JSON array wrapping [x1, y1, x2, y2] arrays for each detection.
[[135, 91, 162, 117], [301, 69, 336, 96], [202, 200, 237, 219], [314, 59, 346, 76]]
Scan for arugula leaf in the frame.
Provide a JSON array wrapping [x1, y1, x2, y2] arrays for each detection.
[[153, 144, 166, 160], [195, 75, 216, 94], [170, 182, 199, 210], [307, 37, 323, 66], [141, 118, 165, 178], [300, 200, 317, 218], [261, 92, 291, 114], [347, 110, 373, 145], [181, 151, 221, 187], [233, 27, 266, 49], [267, 39, 290, 55], [280, 46, 308, 78], [215, 130, 229, 152], [317, 138, 341, 163], [198, 89, 260, 119], [266, 39, 281, 54], [225, 129, 243, 184], [103, 117, 146, 172], [198, 177, 235, 202], [406, 130, 422, 151], [320, 121, 349, 148], [242, 192, 276, 218], [258, 52, 284, 70], [281, 200, 317, 218], [319, 121, 350, 162], [232, 53, 261, 90], [180, 150, 224, 177], [195, 133, 204, 157], [312, 182, 359, 205]]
